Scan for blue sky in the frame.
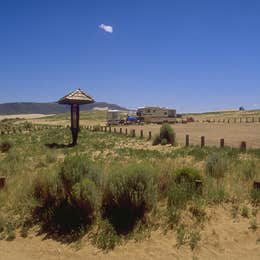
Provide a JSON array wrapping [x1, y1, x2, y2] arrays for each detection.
[[0, 0, 259, 112]]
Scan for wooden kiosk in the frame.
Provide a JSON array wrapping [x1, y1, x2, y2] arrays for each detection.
[[58, 89, 94, 146]]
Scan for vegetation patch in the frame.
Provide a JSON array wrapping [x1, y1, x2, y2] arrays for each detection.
[[33, 156, 99, 239], [101, 163, 157, 234]]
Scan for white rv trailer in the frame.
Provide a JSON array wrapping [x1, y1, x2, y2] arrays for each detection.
[[136, 106, 177, 123]]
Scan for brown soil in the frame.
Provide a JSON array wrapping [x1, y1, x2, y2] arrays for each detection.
[[108, 122, 260, 149], [0, 206, 259, 260]]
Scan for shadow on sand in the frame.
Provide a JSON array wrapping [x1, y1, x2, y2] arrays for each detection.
[[45, 143, 74, 149]]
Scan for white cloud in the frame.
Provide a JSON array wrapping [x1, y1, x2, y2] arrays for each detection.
[[98, 24, 113, 33]]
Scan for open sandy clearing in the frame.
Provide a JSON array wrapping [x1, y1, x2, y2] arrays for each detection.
[[108, 122, 260, 149], [0, 206, 259, 260]]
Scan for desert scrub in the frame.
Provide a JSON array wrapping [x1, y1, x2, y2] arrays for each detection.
[[101, 162, 157, 234], [167, 167, 202, 226], [241, 160, 257, 181], [205, 152, 228, 179], [91, 219, 120, 251], [152, 123, 176, 146], [33, 155, 99, 237]]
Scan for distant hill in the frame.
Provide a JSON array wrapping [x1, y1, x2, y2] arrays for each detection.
[[0, 102, 127, 115]]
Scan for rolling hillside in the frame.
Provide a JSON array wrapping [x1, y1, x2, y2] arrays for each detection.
[[0, 102, 127, 115]]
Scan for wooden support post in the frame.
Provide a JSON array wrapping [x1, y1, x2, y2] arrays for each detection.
[[148, 131, 152, 140], [234, 118, 236, 123], [109, 127, 111, 133], [240, 118, 242, 123], [252, 117, 254, 123], [228, 119, 230, 123], [120, 128, 122, 134], [220, 138, 225, 148], [240, 141, 247, 151], [185, 134, 189, 147], [125, 128, 128, 135], [0, 176, 6, 190], [132, 129, 136, 137], [201, 136, 205, 148], [246, 117, 248, 123], [114, 128, 116, 133], [140, 130, 143, 138]]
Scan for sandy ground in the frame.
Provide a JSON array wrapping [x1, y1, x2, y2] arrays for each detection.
[[107, 122, 260, 149], [0, 114, 54, 120], [0, 206, 259, 260], [26, 117, 260, 148]]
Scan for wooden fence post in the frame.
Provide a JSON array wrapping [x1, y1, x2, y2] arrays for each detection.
[[125, 128, 128, 135], [185, 134, 189, 147], [104, 126, 107, 132], [148, 131, 152, 140], [140, 130, 143, 138], [220, 138, 224, 148], [201, 136, 205, 148], [120, 128, 122, 134], [240, 141, 247, 151], [0, 176, 6, 190], [114, 128, 116, 133], [109, 127, 111, 133], [132, 129, 136, 137]]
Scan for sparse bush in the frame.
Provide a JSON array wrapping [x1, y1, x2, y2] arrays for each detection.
[[205, 153, 227, 179], [241, 206, 249, 218], [160, 123, 176, 145], [241, 160, 257, 180], [33, 156, 99, 237], [189, 230, 201, 250], [250, 188, 260, 205], [101, 163, 157, 234], [0, 141, 12, 153], [152, 123, 176, 146], [161, 138, 167, 145], [92, 220, 119, 251], [206, 180, 227, 204], [168, 167, 202, 226], [173, 167, 201, 185], [176, 224, 187, 247]]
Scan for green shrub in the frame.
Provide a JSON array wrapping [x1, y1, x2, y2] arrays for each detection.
[[92, 220, 119, 251], [250, 188, 260, 205], [206, 181, 227, 204], [189, 230, 201, 250], [205, 153, 227, 179], [173, 167, 201, 185], [152, 124, 176, 146], [33, 156, 99, 237], [0, 141, 12, 153], [167, 167, 202, 226], [160, 123, 176, 145], [241, 160, 257, 180], [101, 163, 157, 234], [161, 138, 168, 145]]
